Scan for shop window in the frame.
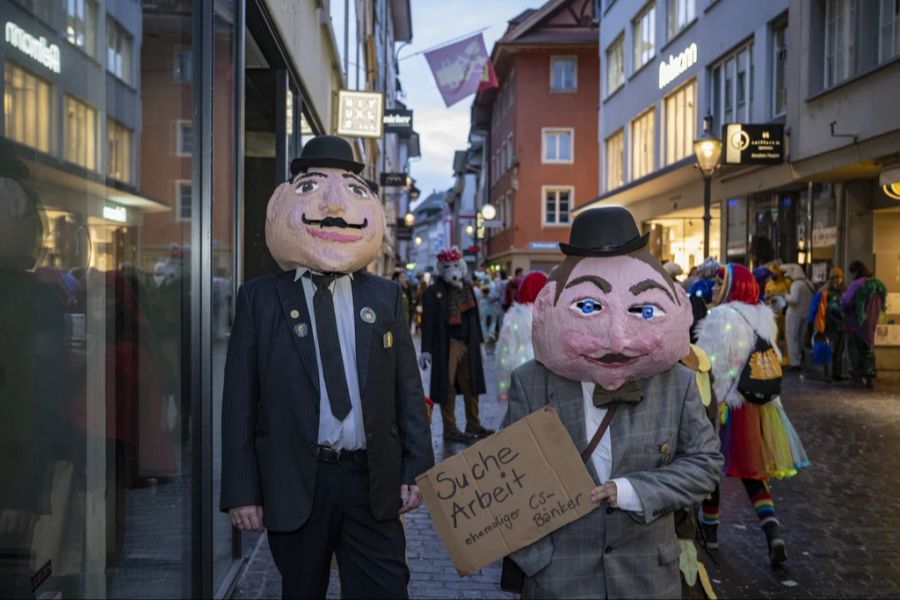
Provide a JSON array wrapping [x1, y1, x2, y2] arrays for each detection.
[[667, 0, 695, 41], [542, 128, 574, 163], [605, 129, 624, 192], [633, 3, 656, 72], [12, 0, 53, 23], [630, 107, 655, 180], [176, 179, 192, 221], [107, 18, 134, 85], [726, 197, 748, 259], [606, 34, 624, 95], [65, 0, 98, 57], [664, 78, 696, 165], [506, 133, 514, 169], [550, 56, 577, 92], [709, 41, 752, 133], [176, 119, 193, 156], [107, 119, 132, 183], [543, 186, 572, 226], [174, 48, 192, 81], [772, 20, 788, 117], [64, 94, 98, 171], [3, 62, 51, 153]]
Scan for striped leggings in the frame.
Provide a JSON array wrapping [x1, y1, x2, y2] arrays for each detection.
[[701, 478, 777, 527]]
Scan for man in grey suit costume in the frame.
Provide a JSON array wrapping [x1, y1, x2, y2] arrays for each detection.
[[220, 136, 434, 599], [504, 207, 722, 599]]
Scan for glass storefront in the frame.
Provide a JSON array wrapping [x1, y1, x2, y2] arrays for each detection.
[[646, 203, 721, 271], [723, 187, 811, 270], [0, 0, 298, 596]]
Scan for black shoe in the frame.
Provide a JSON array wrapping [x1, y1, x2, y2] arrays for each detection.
[[466, 425, 495, 438], [832, 375, 847, 382], [864, 377, 876, 389], [763, 522, 787, 566], [700, 523, 719, 550], [444, 428, 476, 443]]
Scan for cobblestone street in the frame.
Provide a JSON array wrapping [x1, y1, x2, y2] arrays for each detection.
[[232, 339, 900, 599]]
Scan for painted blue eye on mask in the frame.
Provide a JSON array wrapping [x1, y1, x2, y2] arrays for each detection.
[[573, 299, 600, 315], [642, 305, 655, 319]]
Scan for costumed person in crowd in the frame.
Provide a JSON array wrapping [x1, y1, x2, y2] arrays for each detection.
[[220, 135, 434, 599], [753, 266, 773, 304], [494, 271, 548, 402], [502, 268, 524, 315], [476, 272, 497, 341], [781, 263, 814, 371], [763, 262, 792, 363], [695, 263, 810, 567], [808, 267, 846, 382], [663, 260, 684, 283], [840, 260, 887, 388], [503, 207, 722, 599], [420, 248, 492, 442]]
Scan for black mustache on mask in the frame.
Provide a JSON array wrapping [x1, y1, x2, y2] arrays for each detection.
[[301, 214, 369, 229]]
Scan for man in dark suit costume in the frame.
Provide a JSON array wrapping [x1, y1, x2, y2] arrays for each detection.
[[220, 136, 434, 599]]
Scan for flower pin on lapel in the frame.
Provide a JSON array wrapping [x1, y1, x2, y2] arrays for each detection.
[[360, 307, 376, 324]]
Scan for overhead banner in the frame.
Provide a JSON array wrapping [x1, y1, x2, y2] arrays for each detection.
[[424, 33, 497, 108], [723, 123, 784, 165], [384, 109, 413, 136]]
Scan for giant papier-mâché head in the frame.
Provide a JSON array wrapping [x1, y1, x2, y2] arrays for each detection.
[[532, 207, 693, 391], [265, 135, 385, 274]]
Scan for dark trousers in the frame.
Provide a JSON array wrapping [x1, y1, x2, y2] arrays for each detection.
[[847, 332, 876, 381], [441, 339, 481, 432], [267, 459, 409, 599], [825, 328, 845, 379]]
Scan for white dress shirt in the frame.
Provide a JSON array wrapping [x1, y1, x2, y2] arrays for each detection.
[[581, 382, 643, 512], [296, 268, 366, 450]]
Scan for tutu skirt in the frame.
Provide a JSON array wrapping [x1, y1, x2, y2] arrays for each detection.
[[720, 398, 810, 480]]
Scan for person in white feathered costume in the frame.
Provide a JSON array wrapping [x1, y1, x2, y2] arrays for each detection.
[[695, 263, 810, 567], [494, 271, 548, 401]]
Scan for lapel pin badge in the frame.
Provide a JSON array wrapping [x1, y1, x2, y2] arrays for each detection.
[[290, 309, 300, 319], [360, 307, 376, 324], [294, 323, 308, 338], [383, 332, 393, 349]]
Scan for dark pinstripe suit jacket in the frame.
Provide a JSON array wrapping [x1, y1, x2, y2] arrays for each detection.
[[219, 270, 435, 532]]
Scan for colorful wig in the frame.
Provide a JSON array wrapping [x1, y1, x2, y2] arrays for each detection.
[[715, 263, 760, 305]]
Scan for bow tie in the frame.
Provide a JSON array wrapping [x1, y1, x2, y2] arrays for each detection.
[[592, 380, 643, 406]]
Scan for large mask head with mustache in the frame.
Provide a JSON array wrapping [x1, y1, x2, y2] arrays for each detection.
[[265, 136, 385, 274], [532, 208, 692, 391]]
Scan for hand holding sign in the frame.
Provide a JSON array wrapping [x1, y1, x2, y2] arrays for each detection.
[[416, 407, 598, 576]]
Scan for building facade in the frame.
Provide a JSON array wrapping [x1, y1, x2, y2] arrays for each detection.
[[473, 0, 598, 274], [0, 1, 412, 598], [586, 0, 900, 365]]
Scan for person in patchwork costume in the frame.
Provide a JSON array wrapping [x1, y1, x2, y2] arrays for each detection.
[[419, 247, 492, 442], [502, 207, 722, 599], [220, 135, 434, 599]]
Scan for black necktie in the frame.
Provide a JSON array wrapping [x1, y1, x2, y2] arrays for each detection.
[[309, 273, 352, 421]]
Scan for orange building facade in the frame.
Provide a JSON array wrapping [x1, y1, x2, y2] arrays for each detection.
[[475, 1, 598, 273]]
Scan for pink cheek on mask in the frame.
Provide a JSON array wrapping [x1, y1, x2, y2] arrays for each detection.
[[288, 204, 306, 230]]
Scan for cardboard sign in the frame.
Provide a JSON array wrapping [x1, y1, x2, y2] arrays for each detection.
[[416, 406, 598, 576]]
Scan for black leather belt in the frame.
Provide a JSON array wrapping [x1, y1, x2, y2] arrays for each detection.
[[315, 445, 367, 464]]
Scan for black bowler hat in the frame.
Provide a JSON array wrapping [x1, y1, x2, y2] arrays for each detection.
[[559, 206, 650, 257], [290, 135, 365, 176]]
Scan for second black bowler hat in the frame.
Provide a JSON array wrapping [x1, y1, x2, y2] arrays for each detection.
[[559, 206, 650, 257], [290, 135, 365, 176]]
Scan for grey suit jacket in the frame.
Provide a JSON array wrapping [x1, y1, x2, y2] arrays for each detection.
[[503, 360, 722, 600], [219, 270, 434, 531]]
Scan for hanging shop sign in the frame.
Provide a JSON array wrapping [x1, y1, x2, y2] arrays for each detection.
[[380, 172, 411, 187], [529, 241, 560, 251], [723, 123, 784, 165], [103, 203, 128, 223], [383, 109, 413, 136], [336, 90, 384, 138], [658, 42, 697, 89], [5, 21, 60, 73]]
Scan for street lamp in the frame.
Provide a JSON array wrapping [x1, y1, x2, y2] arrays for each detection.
[[414, 235, 423, 246], [480, 203, 497, 220], [693, 115, 723, 260], [404, 212, 415, 227]]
